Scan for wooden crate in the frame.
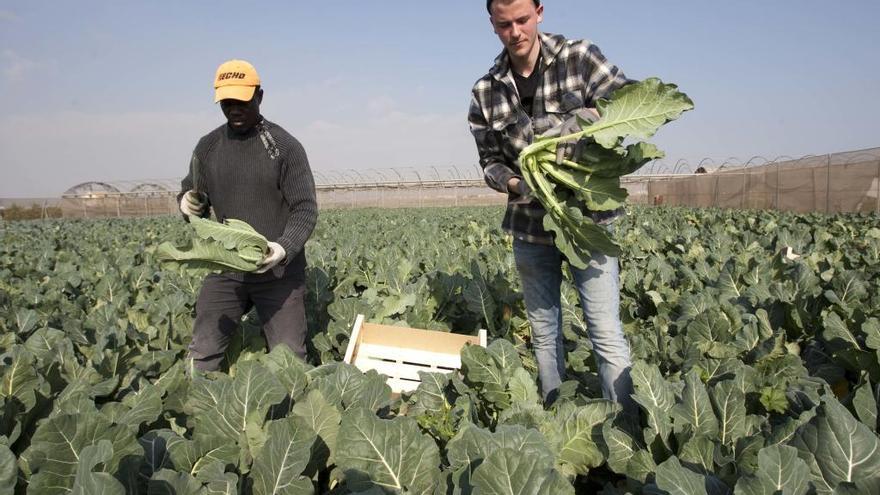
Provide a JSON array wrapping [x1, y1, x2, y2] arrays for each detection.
[[343, 314, 487, 394]]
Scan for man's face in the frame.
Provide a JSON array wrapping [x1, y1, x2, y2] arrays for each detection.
[[490, 0, 543, 61], [220, 88, 263, 134]]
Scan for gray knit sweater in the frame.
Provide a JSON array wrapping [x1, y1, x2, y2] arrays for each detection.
[[180, 118, 317, 281]]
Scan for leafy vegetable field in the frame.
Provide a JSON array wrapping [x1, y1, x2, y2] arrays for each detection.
[[1, 206, 879, 494]]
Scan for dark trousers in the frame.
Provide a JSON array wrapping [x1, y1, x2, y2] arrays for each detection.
[[188, 273, 307, 371]]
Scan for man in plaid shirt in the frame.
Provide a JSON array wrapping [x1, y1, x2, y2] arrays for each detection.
[[469, 0, 636, 413]]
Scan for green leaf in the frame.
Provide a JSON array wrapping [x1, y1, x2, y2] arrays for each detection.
[[791, 396, 880, 488], [446, 423, 496, 494], [655, 456, 708, 495], [589, 77, 694, 148], [630, 360, 675, 408], [833, 477, 880, 494], [602, 424, 654, 483], [14, 308, 39, 335], [460, 344, 509, 407], [556, 400, 618, 475], [759, 386, 788, 414], [498, 402, 546, 430], [569, 141, 665, 178], [541, 163, 629, 211], [486, 339, 523, 374], [824, 270, 868, 311], [447, 424, 550, 470], [188, 361, 287, 448], [734, 445, 809, 495], [156, 216, 268, 272], [0, 442, 17, 494], [447, 424, 554, 493], [336, 408, 441, 494], [711, 379, 747, 446], [138, 429, 176, 479], [853, 379, 878, 433], [70, 440, 126, 495], [165, 434, 235, 479], [542, 204, 622, 269], [1, 347, 41, 411], [679, 435, 715, 472], [23, 327, 70, 365], [630, 361, 674, 446], [464, 261, 497, 335], [310, 363, 391, 413], [377, 292, 417, 319], [671, 369, 719, 438], [822, 312, 860, 349], [687, 309, 740, 359], [312, 362, 366, 410], [353, 370, 393, 413], [204, 471, 239, 495], [251, 416, 316, 495], [865, 319, 880, 352], [446, 424, 496, 473], [103, 384, 163, 429], [193, 217, 267, 252], [735, 435, 765, 477], [291, 389, 340, 468], [471, 447, 574, 495], [507, 368, 540, 405], [408, 372, 450, 416], [262, 344, 310, 404], [149, 469, 206, 495], [21, 413, 140, 494], [492, 425, 555, 458]]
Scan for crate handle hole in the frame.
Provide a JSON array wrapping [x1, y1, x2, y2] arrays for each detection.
[[402, 361, 431, 368]]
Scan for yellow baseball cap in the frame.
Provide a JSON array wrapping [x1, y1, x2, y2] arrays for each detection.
[[213, 59, 260, 103]]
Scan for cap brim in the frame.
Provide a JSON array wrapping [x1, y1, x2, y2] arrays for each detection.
[[214, 85, 256, 103]]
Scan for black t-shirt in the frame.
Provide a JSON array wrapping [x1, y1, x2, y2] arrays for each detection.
[[512, 53, 543, 117]]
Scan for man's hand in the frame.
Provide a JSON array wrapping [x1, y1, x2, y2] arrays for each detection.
[[543, 108, 600, 164], [254, 242, 286, 274], [507, 177, 531, 197], [179, 190, 208, 217]]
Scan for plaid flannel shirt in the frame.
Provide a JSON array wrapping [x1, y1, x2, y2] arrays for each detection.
[[468, 32, 630, 245]]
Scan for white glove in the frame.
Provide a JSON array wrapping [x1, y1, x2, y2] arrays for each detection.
[[180, 190, 207, 217], [254, 242, 286, 274]]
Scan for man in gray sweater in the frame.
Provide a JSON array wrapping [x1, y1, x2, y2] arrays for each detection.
[[179, 59, 318, 371]]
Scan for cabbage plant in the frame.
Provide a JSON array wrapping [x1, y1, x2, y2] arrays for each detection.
[[519, 78, 694, 268], [156, 216, 268, 272]]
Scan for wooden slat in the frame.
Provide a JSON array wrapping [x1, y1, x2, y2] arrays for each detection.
[[359, 323, 482, 355], [355, 357, 457, 382], [356, 343, 462, 370], [343, 314, 365, 364]]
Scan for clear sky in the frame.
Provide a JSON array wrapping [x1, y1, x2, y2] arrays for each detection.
[[1, 0, 878, 197]]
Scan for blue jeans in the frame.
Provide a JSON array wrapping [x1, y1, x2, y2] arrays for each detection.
[[513, 238, 635, 414]]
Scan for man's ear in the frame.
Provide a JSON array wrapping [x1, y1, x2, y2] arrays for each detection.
[[536, 4, 544, 23], [255, 88, 264, 104]]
